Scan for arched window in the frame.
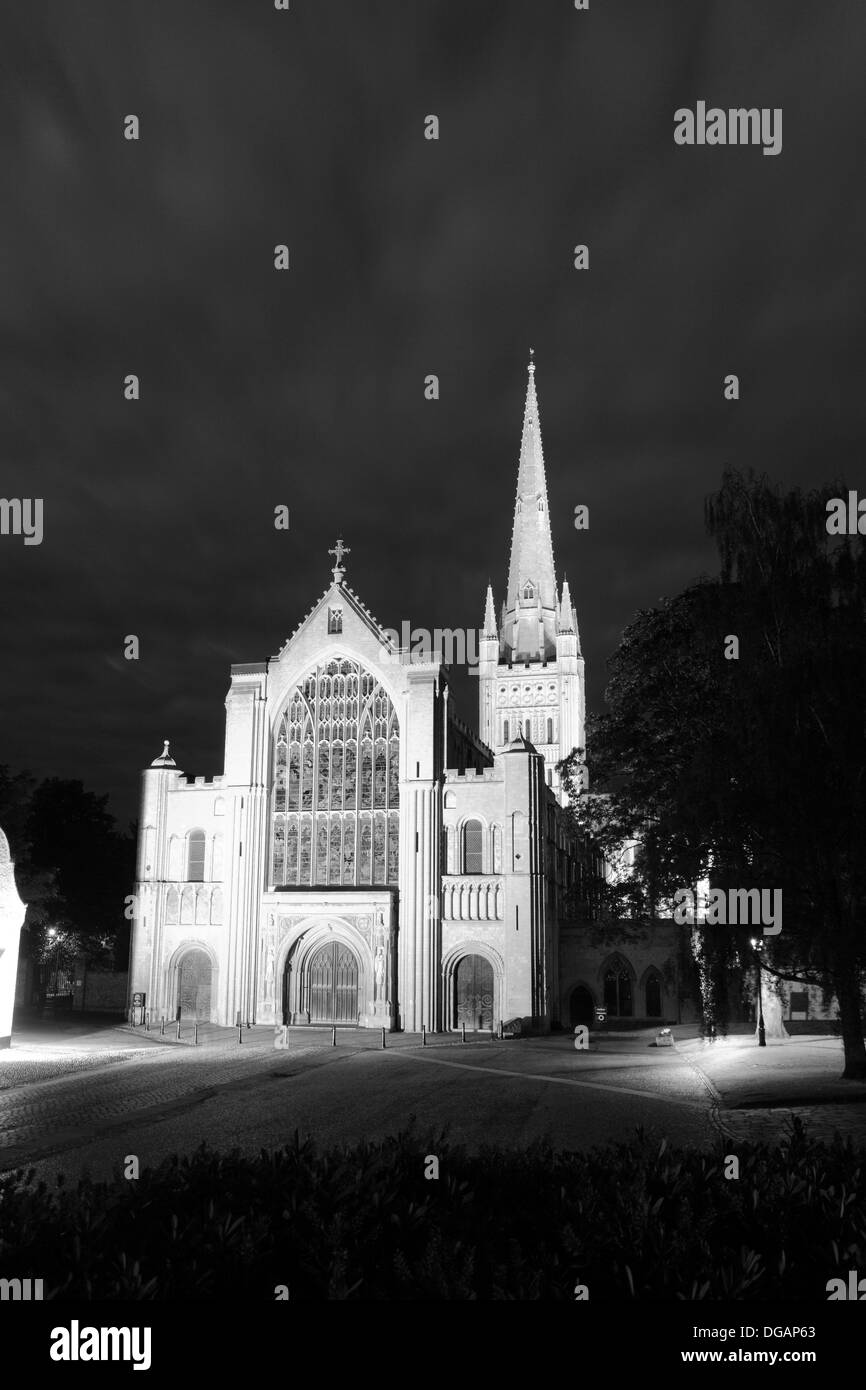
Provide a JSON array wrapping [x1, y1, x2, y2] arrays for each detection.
[[645, 974, 663, 1017], [187, 830, 205, 882], [523, 582, 535, 600], [463, 820, 483, 874], [537, 497, 544, 511], [604, 959, 633, 1017], [271, 660, 399, 887], [165, 886, 179, 925]]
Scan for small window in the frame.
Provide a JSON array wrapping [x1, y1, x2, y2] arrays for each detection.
[[537, 497, 544, 511], [328, 607, 343, 634], [503, 719, 509, 743], [547, 717, 553, 743], [525, 719, 531, 740], [463, 820, 483, 874], [187, 830, 206, 882], [523, 582, 535, 600]]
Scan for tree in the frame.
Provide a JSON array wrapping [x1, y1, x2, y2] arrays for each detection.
[[560, 470, 866, 1078], [0, 768, 135, 976]]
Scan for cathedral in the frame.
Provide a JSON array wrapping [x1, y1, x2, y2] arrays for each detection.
[[129, 359, 682, 1034]]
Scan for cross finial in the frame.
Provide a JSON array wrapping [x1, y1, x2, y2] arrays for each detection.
[[329, 536, 350, 583], [528, 346, 535, 374]]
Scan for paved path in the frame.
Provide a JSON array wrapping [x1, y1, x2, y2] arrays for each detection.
[[0, 1025, 718, 1183], [2, 1023, 864, 1186], [678, 1034, 866, 1146]]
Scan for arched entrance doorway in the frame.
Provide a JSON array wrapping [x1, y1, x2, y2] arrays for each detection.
[[177, 949, 212, 1020], [307, 941, 360, 1023], [454, 954, 494, 1031], [645, 974, 662, 1017], [569, 985, 594, 1027]]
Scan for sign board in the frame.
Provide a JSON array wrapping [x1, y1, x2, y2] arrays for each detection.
[[132, 992, 146, 1008], [594, 1007, 607, 1023]]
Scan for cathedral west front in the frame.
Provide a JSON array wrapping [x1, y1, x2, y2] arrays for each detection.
[[129, 359, 683, 1034]]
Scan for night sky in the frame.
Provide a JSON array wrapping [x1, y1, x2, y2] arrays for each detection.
[[2, 0, 865, 827]]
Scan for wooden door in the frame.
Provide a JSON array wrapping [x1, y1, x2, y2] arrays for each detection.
[[455, 954, 494, 1030]]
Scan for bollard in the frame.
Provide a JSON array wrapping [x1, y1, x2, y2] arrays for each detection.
[[422, 1023, 427, 1047], [461, 1022, 466, 1043], [332, 1026, 336, 1046], [161, 1016, 165, 1036], [145, 1010, 150, 1033], [381, 1027, 386, 1050], [194, 1022, 198, 1045], [498, 1019, 503, 1040], [237, 1023, 243, 1044], [490, 1027, 495, 1042], [175, 1019, 181, 1041]]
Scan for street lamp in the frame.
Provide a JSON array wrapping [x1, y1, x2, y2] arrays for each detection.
[[750, 937, 766, 1047]]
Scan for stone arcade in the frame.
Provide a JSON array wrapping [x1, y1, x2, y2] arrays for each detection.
[[128, 360, 684, 1033]]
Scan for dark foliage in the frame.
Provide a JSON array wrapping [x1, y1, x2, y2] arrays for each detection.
[[0, 1124, 863, 1300]]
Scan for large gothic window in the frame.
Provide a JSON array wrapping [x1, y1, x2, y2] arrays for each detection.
[[270, 659, 400, 886]]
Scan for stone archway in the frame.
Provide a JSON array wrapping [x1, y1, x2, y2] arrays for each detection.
[[306, 940, 360, 1023], [569, 984, 594, 1027], [454, 954, 494, 1031], [177, 948, 213, 1021]]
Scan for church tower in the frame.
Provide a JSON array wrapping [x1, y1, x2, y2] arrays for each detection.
[[478, 354, 585, 800]]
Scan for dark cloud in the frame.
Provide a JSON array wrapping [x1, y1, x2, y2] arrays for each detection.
[[1, 0, 864, 823]]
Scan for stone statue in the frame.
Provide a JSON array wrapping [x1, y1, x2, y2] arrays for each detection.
[[265, 943, 276, 1000], [375, 945, 386, 998]]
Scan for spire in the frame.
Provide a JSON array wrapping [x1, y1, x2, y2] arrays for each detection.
[[483, 582, 497, 637], [559, 576, 575, 633], [503, 352, 558, 659]]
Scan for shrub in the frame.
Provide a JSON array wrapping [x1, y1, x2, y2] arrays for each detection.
[[0, 1121, 863, 1299]]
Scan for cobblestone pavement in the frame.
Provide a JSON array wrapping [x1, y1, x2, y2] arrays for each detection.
[[0, 1029, 717, 1181], [0, 1047, 149, 1091], [3, 1026, 863, 1186], [715, 1104, 866, 1147], [676, 1034, 866, 1148]]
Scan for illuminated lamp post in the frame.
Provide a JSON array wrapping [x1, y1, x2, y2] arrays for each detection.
[[750, 937, 767, 1047]]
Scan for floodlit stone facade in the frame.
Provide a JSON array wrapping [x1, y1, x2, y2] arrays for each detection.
[[129, 361, 684, 1034]]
